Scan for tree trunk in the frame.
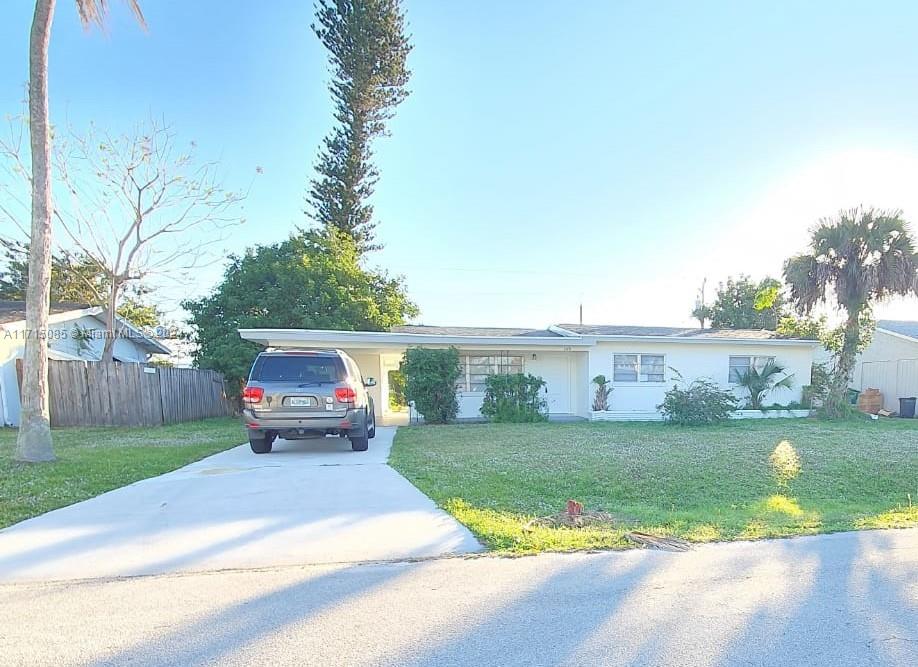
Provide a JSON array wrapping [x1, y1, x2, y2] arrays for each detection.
[[827, 310, 862, 418], [101, 279, 120, 362], [16, 0, 57, 462]]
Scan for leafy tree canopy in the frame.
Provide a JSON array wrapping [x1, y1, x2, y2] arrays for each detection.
[[704, 275, 786, 329], [0, 238, 160, 328], [183, 230, 417, 396]]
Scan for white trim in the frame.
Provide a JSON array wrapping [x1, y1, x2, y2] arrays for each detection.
[[590, 410, 664, 422], [590, 334, 818, 346], [589, 409, 811, 422], [239, 328, 593, 349], [732, 409, 811, 419], [876, 327, 918, 344], [238, 327, 820, 349]]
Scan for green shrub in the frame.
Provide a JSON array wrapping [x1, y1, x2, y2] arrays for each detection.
[[402, 347, 462, 424], [658, 375, 738, 425], [480, 373, 547, 422]]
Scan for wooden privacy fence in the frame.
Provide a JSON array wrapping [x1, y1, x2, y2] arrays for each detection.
[[35, 360, 233, 427]]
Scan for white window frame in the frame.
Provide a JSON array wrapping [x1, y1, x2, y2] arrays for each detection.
[[456, 352, 525, 393], [612, 353, 666, 384], [728, 355, 775, 384]]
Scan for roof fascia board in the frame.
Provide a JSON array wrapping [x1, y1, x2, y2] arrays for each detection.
[[238, 329, 592, 348], [0, 306, 103, 331], [589, 334, 820, 346], [876, 327, 918, 344], [547, 324, 581, 337]]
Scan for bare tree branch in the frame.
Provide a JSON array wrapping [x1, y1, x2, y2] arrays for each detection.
[[0, 114, 255, 361]]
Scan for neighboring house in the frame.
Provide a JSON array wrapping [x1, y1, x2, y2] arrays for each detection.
[[853, 320, 918, 412], [238, 323, 817, 423], [156, 336, 197, 368], [0, 301, 170, 426]]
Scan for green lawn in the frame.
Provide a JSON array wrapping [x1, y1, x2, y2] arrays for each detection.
[[0, 417, 244, 529], [390, 419, 918, 554]]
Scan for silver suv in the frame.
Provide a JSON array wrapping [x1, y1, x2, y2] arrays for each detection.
[[242, 349, 376, 453]]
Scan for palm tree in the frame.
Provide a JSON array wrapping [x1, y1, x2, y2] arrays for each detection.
[[737, 360, 795, 410], [17, 0, 145, 463], [784, 207, 918, 418]]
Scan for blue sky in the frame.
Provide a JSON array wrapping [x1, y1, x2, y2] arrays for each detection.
[[1, 0, 917, 327]]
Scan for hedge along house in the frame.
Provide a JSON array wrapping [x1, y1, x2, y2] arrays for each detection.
[[238, 324, 819, 423]]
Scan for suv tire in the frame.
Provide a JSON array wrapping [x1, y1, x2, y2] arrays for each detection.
[[250, 436, 273, 454], [367, 408, 376, 439], [350, 418, 369, 452]]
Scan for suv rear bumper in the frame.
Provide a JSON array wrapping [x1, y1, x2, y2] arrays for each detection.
[[243, 407, 367, 438]]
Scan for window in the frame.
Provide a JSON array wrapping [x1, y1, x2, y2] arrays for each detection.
[[456, 352, 524, 392], [728, 355, 774, 384], [250, 355, 342, 383], [613, 354, 665, 383]]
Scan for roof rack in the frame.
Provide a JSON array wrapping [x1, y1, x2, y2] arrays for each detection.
[[262, 347, 341, 354]]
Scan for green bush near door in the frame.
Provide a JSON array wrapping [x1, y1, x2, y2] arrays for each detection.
[[480, 373, 547, 422], [402, 346, 462, 423]]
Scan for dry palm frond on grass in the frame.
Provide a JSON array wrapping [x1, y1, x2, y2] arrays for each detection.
[[522, 499, 692, 552], [625, 532, 692, 552]]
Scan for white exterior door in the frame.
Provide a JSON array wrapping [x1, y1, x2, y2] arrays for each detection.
[[528, 353, 571, 414]]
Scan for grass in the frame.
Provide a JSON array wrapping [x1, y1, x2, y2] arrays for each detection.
[[390, 418, 918, 554], [0, 417, 244, 529]]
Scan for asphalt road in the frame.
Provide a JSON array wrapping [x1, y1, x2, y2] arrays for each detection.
[[1, 527, 915, 666], [0, 427, 481, 582]]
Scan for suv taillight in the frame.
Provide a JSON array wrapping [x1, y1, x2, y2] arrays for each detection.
[[242, 386, 264, 403], [334, 386, 356, 403]]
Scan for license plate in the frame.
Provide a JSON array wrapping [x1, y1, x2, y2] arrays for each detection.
[[288, 396, 316, 407]]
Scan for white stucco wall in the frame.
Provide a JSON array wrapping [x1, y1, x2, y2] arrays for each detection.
[[330, 340, 815, 423], [348, 352, 385, 419], [586, 340, 814, 414]]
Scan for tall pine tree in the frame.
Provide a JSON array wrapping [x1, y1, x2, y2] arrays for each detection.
[[307, 0, 412, 254]]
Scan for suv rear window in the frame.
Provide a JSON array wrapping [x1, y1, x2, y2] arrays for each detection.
[[250, 355, 342, 383]]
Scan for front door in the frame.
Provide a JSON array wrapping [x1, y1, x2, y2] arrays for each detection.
[[527, 354, 571, 414]]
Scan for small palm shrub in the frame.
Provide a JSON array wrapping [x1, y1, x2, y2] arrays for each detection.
[[658, 373, 738, 425], [737, 360, 795, 410], [591, 374, 612, 411], [480, 373, 547, 422]]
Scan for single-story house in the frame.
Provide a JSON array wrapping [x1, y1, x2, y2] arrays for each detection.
[[854, 320, 918, 413], [0, 301, 170, 426], [238, 323, 817, 423]]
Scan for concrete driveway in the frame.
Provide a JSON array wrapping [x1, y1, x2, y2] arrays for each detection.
[[0, 427, 481, 582]]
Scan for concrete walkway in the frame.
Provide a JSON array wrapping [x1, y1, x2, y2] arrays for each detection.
[[0, 427, 481, 582], [1, 527, 915, 666]]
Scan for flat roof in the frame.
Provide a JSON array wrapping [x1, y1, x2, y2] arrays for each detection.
[[239, 325, 820, 349]]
